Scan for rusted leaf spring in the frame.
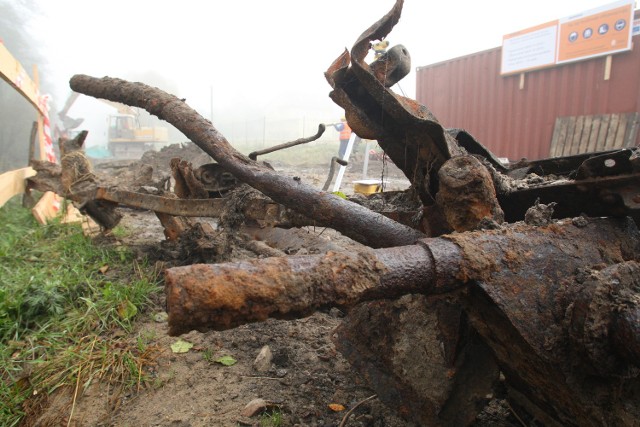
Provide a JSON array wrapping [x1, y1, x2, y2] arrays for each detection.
[[165, 217, 639, 336], [96, 188, 226, 217], [69, 75, 425, 249], [95, 187, 315, 230]]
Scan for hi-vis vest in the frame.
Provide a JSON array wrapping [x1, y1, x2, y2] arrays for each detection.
[[339, 122, 352, 140]]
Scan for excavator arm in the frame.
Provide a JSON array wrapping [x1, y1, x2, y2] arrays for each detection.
[[58, 92, 139, 130]]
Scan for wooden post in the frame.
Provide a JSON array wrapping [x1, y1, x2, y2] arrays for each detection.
[[22, 121, 39, 207], [604, 55, 612, 81], [519, 72, 525, 90], [32, 64, 46, 161], [27, 121, 38, 163]]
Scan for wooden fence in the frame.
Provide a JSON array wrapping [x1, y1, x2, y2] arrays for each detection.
[[549, 112, 640, 157]]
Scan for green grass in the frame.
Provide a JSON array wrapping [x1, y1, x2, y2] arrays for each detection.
[[202, 347, 214, 363], [260, 407, 283, 427], [0, 197, 160, 426]]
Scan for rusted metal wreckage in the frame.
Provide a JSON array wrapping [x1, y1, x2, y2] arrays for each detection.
[[27, 0, 640, 425]]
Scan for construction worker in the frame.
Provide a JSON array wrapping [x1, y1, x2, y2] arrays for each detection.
[[332, 117, 352, 159]]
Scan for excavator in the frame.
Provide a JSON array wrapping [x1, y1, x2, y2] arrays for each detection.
[[57, 92, 169, 159]]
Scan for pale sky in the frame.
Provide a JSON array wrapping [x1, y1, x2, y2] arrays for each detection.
[[27, 0, 631, 147]]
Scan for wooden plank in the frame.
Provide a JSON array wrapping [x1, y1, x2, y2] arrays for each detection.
[[568, 115, 585, 156], [595, 115, 612, 152], [549, 112, 640, 157], [60, 203, 100, 237], [576, 115, 593, 155], [603, 114, 620, 151], [586, 115, 602, 153], [553, 117, 571, 157], [27, 121, 38, 164], [0, 167, 36, 208], [612, 113, 629, 150], [623, 112, 640, 148], [31, 191, 61, 225], [561, 116, 577, 157], [0, 42, 44, 115], [549, 117, 566, 157]]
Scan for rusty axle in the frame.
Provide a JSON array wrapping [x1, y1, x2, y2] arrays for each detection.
[[165, 217, 639, 335], [165, 240, 455, 335]]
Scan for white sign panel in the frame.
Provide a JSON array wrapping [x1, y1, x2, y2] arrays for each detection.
[[501, 0, 635, 75], [501, 22, 558, 75]]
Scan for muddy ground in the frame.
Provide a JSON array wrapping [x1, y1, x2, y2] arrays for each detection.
[[28, 143, 521, 427]]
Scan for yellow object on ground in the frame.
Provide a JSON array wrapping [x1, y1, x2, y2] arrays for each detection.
[[353, 179, 382, 195]]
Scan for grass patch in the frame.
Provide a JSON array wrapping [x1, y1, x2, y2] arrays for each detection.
[[0, 197, 160, 426], [260, 407, 283, 427]]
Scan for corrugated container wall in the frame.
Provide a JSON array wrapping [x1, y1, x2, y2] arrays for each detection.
[[416, 22, 640, 161]]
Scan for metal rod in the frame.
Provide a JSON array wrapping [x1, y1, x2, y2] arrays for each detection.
[[248, 124, 325, 161]]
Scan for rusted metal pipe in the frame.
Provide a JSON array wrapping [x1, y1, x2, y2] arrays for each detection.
[[166, 251, 380, 335], [322, 156, 348, 191], [164, 242, 448, 335], [248, 124, 326, 161], [165, 217, 639, 335]]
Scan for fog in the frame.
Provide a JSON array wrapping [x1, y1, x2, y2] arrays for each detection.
[[31, 0, 612, 151]]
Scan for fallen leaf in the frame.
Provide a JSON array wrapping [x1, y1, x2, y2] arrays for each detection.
[[98, 265, 109, 274], [328, 403, 346, 412], [170, 339, 194, 354], [214, 355, 237, 366], [332, 191, 347, 199], [117, 299, 137, 320], [153, 312, 169, 323]]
